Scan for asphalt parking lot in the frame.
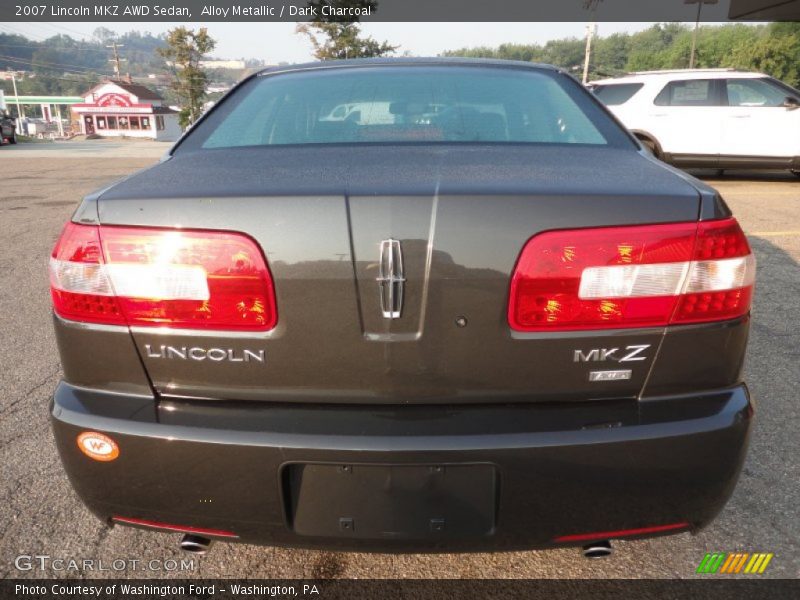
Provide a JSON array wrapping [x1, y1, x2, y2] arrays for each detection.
[[0, 141, 797, 579]]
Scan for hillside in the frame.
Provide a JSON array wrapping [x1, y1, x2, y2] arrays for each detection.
[[0, 28, 264, 102]]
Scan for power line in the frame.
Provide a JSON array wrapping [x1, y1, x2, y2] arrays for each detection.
[[0, 31, 168, 66], [2, 47, 113, 71], [0, 72, 101, 85], [0, 23, 50, 41], [0, 41, 113, 55], [19, 21, 90, 42], [0, 48, 177, 87], [29, 21, 93, 39], [0, 53, 110, 73], [0, 54, 114, 76], [0, 56, 175, 91]]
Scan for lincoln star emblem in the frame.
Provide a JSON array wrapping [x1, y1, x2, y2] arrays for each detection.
[[377, 239, 405, 319]]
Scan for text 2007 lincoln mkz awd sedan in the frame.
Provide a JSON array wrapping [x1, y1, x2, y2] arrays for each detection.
[[49, 58, 754, 556]]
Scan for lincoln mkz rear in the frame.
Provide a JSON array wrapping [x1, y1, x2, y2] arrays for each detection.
[[49, 59, 754, 555]]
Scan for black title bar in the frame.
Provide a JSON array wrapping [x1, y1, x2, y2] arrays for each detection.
[[4, 579, 800, 600], [3, 0, 800, 23]]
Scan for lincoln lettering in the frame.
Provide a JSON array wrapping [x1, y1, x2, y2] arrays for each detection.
[[144, 344, 265, 364]]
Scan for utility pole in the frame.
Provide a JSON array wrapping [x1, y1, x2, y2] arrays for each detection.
[[582, 0, 603, 84], [685, 0, 719, 69], [8, 69, 24, 133], [55, 104, 64, 138], [107, 43, 126, 78], [582, 22, 598, 84]]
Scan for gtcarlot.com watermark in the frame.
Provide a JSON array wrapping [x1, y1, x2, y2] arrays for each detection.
[[14, 554, 196, 572]]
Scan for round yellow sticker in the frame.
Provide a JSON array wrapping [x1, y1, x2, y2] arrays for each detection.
[[76, 431, 120, 462]]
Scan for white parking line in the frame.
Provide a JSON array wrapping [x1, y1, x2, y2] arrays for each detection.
[[749, 231, 800, 237]]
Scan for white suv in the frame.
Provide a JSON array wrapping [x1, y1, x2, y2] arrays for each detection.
[[589, 69, 800, 176]]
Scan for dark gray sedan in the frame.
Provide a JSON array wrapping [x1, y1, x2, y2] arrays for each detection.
[[49, 58, 755, 556]]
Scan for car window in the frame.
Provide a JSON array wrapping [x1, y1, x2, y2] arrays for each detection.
[[181, 66, 635, 151], [591, 83, 644, 106], [654, 79, 719, 107], [766, 76, 800, 98], [725, 78, 790, 107]]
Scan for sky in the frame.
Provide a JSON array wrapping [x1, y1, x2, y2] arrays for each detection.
[[5, 22, 671, 64]]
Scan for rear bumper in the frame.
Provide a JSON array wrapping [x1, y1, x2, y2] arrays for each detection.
[[51, 382, 752, 552]]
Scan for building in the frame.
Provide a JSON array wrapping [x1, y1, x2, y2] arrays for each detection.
[[70, 80, 181, 141], [199, 59, 246, 70]]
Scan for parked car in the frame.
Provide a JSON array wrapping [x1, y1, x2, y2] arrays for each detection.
[[320, 101, 394, 125], [20, 117, 59, 139], [49, 58, 755, 557], [589, 69, 800, 177], [0, 112, 16, 144]]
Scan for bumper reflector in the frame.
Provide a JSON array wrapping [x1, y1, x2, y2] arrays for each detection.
[[554, 521, 690, 543], [112, 516, 239, 538]]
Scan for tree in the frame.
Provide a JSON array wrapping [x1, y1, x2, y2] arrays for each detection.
[[591, 33, 630, 76], [727, 34, 800, 88], [724, 24, 800, 87], [540, 38, 585, 71], [157, 27, 216, 128], [296, 1, 397, 60], [441, 22, 800, 85], [92, 27, 117, 44]]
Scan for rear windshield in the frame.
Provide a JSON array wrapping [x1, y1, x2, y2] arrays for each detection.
[[591, 83, 644, 106], [178, 66, 632, 151]]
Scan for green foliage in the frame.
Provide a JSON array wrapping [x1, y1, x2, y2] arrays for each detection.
[[540, 39, 585, 69], [296, 1, 397, 60], [157, 27, 216, 128], [444, 22, 799, 87], [723, 24, 800, 87], [591, 33, 630, 75], [492, 44, 541, 62]]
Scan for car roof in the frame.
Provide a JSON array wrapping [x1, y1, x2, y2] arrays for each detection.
[[257, 57, 563, 76], [590, 69, 767, 86]]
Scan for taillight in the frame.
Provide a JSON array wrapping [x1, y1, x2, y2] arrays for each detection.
[[50, 223, 277, 331], [508, 218, 754, 331]]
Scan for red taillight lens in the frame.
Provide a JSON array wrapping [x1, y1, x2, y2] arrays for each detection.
[[49, 223, 126, 325], [50, 223, 277, 331], [672, 219, 754, 324], [509, 218, 754, 331]]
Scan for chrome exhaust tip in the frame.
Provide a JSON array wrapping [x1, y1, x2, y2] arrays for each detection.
[[582, 540, 613, 558], [180, 534, 212, 555]]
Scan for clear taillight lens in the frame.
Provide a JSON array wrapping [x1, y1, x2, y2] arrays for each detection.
[[50, 223, 277, 331], [508, 218, 754, 331]]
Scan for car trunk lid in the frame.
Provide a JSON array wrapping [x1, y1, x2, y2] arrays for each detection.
[[97, 145, 702, 403]]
